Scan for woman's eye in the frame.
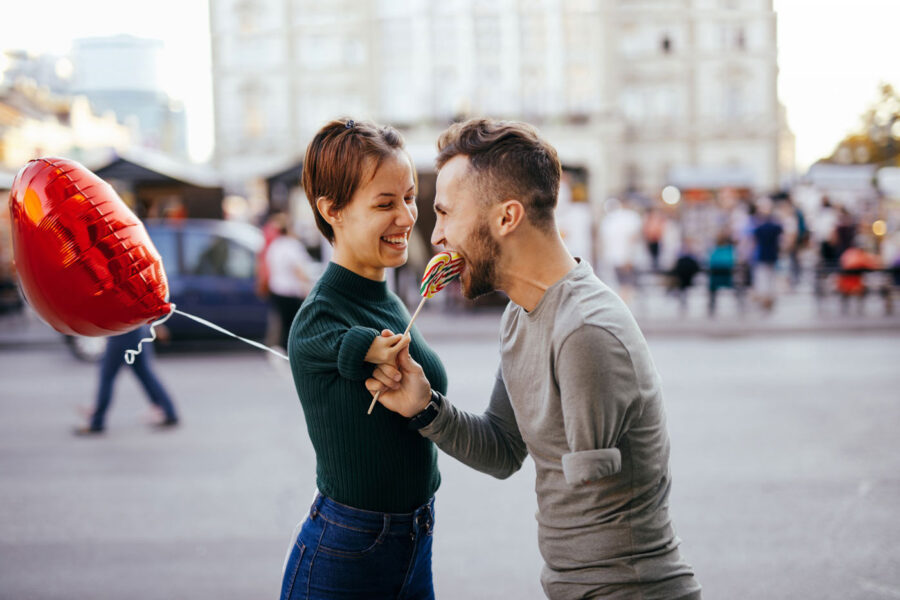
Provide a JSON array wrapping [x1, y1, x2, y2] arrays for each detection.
[[405, 196, 416, 204], [377, 203, 392, 209]]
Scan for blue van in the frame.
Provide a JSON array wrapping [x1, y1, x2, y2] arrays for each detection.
[[66, 219, 269, 361]]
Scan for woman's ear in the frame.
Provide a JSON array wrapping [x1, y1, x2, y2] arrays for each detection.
[[496, 199, 525, 237], [316, 196, 341, 228]]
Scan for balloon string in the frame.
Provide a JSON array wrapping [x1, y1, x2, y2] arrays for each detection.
[[172, 309, 289, 361], [123, 304, 176, 365], [123, 306, 289, 363]]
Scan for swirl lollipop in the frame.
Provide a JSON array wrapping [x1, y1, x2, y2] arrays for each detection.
[[367, 251, 464, 414]]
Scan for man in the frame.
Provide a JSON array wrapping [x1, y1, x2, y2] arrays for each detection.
[[368, 119, 701, 599], [752, 199, 784, 312]]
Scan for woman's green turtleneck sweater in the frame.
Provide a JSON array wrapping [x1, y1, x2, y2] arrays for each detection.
[[288, 262, 447, 513]]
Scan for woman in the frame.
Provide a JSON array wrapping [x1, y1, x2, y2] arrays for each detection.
[[280, 119, 446, 600]]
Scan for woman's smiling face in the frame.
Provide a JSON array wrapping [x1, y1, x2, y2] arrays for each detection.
[[329, 151, 418, 281]]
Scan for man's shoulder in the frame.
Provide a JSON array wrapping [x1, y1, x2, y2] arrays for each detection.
[[555, 274, 641, 340]]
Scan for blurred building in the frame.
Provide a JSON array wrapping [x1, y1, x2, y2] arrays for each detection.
[[0, 78, 132, 169], [616, 0, 793, 194], [210, 0, 791, 207], [71, 36, 188, 157], [0, 49, 74, 96]]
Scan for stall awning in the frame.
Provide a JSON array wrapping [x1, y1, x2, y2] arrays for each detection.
[[806, 162, 877, 192], [668, 165, 757, 189]]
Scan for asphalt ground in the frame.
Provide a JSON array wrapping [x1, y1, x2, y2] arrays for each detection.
[[1, 322, 899, 599]]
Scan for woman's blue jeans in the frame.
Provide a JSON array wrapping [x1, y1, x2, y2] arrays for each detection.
[[280, 493, 435, 600]]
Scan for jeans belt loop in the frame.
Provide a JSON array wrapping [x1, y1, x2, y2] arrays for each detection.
[[310, 493, 324, 519]]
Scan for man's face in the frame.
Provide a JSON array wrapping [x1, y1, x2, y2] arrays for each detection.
[[432, 155, 501, 299]]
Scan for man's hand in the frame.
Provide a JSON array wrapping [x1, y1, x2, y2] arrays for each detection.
[[364, 329, 410, 365], [366, 346, 432, 418]]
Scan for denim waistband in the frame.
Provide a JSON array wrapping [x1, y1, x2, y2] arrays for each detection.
[[310, 493, 435, 536]]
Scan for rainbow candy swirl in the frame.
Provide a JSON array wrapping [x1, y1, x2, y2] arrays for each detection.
[[419, 251, 464, 298]]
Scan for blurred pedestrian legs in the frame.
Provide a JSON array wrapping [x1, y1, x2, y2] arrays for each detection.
[[75, 326, 178, 435]]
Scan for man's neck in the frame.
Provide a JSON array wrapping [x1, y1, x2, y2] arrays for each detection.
[[498, 230, 577, 312]]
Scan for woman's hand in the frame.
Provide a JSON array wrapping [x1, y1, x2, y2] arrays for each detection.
[[364, 329, 410, 365]]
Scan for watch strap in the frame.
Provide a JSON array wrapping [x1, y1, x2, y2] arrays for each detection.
[[407, 390, 442, 430]]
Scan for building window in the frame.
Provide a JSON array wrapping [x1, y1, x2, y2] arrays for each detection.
[[240, 80, 264, 140], [235, 0, 261, 35], [724, 82, 744, 119]]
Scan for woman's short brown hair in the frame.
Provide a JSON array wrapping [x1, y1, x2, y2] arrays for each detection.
[[302, 118, 411, 243], [435, 118, 561, 231]]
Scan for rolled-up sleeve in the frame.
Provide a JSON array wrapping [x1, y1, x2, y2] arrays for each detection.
[[556, 325, 640, 485], [290, 297, 378, 381]]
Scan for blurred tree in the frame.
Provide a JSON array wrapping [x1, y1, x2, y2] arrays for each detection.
[[828, 83, 900, 166]]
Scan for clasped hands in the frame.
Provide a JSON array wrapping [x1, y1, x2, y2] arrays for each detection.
[[364, 330, 432, 418]]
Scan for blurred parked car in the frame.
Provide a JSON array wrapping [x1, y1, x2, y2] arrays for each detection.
[[66, 219, 269, 361]]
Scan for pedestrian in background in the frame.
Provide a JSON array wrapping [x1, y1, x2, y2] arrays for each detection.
[[643, 206, 667, 272], [752, 199, 784, 312], [707, 231, 742, 316], [601, 197, 643, 304], [670, 239, 701, 315], [74, 326, 179, 435], [265, 213, 315, 350]]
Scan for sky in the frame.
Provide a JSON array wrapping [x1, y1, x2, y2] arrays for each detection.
[[1, 0, 898, 170]]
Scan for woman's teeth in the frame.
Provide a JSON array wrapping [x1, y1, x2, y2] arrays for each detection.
[[381, 234, 407, 245]]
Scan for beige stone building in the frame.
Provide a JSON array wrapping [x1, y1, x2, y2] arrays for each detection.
[[210, 0, 793, 209]]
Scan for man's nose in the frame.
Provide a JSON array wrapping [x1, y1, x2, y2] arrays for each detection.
[[431, 221, 445, 248]]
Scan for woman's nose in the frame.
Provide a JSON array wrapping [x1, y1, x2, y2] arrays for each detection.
[[396, 202, 416, 226]]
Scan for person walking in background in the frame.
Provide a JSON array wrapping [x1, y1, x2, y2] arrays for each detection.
[[707, 231, 743, 317], [733, 200, 759, 293], [834, 206, 858, 258], [814, 196, 839, 269], [752, 199, 784, 312], [74, 326, 179, 435], [601, 197, 643, 304], [837, 239, 884, 315], [643, 206, 667, 272], [670, 239, 701, 315], [786, 199, 809, 289], [265, 213, 315, 350]]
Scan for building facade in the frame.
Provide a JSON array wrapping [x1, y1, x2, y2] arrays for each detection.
[[210, 0, 792, 204], [71, 36, 188, 157]]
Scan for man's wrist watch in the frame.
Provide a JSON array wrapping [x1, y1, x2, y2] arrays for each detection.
[[407, 390, 442, 430]]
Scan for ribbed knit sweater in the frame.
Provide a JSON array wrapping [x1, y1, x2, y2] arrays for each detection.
[[288, 262, 447, 513]]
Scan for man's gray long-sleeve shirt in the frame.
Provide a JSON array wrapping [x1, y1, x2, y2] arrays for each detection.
[[421, 260, 700, 599]]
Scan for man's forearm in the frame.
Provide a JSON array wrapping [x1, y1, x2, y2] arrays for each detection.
[[419, 390, 527, 480]]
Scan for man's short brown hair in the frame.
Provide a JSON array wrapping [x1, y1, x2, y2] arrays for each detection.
[[302, 119, 411, 243], [435, 118, 561, 231]]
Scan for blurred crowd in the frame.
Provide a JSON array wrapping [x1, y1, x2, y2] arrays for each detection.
[[598, 193, 900, 317]]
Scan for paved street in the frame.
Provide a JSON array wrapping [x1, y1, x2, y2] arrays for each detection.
[[1, 319, 899, 599]]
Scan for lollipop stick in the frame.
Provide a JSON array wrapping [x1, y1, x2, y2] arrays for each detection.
[[403, 296, 428, 335], [367, 296, 428, 414]]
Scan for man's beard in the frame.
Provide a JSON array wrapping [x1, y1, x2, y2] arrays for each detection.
[[461, 220, 501, 300]]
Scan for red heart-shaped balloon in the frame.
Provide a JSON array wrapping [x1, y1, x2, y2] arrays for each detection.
[[8, 157, 172, 336]]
